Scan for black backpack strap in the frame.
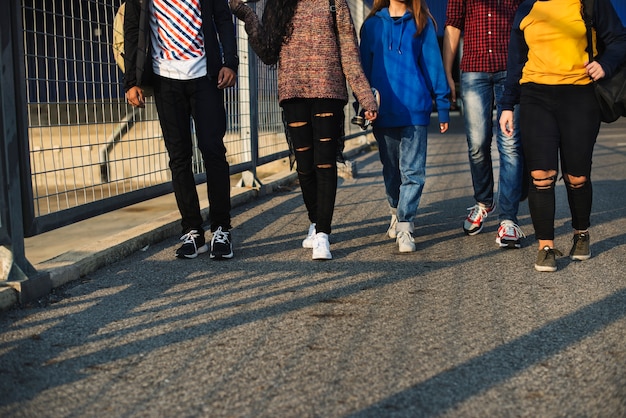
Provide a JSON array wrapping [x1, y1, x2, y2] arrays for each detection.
[[582, 0, 595, 63]]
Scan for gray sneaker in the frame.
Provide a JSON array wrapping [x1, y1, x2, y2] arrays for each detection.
[[570, 232, 591, 260], [534, 246, 563, 272]]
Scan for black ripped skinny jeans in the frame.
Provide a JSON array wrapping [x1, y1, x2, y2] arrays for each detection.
[[519, 83, 600, 240], [282, 98, 345, 235]]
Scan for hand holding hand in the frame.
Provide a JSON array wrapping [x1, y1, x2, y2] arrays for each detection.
[[364, 110, 377, 122]]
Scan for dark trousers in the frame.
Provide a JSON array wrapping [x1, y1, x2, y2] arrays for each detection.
[[520, 83, 600, 240], [282, 98, 344, 234], [153, 74, 231, 234]]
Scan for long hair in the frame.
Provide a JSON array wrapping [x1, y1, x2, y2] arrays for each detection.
[[260, 0, 299, 64], [366, 0, 435, 36]]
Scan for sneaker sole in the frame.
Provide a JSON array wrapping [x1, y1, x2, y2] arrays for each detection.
[[302, 239, 315, 249], [496, 238, 521, 249], [176, 244, 209, 259], [570, 253, 591, 261], [312, 254, 332, 260], [534, 264, 557, 272], [463, 224, 483, 236], [210, 252, 234, 260]]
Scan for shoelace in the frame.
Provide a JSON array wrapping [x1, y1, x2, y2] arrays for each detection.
[[539, 247, 563, 261], [212, 227, 229, 244], [397, 231, 414, 242], [573, 233, 588, 250], [502, 222, 526, 239], [466, 204, 491, 222], [180, 230, 200, 250], [314, 235, 328, 249]]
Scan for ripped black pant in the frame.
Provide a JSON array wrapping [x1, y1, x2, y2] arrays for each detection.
[[520, 83, 600, 240], [282, 98, 345, 235]]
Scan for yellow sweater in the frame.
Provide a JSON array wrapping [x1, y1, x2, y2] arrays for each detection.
[[519, 0, 592, 86]]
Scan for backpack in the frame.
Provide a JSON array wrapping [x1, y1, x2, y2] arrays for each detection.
[[112, 2, 126, 73], [582, 0, 626, 123]]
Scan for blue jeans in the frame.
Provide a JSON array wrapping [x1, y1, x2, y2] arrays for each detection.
[[461, 71, 523, 223], [373, 125, 428, 225]]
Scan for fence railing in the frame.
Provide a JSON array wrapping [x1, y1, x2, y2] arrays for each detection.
[[16, 0, 368, 238]]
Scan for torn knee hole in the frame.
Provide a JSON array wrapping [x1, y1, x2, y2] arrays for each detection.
[[532, 174, 556, 190], [320, 137, 332, 142], [317, 164, 333, 169], [565, 175, 587, 189], [296, 146, 311, 152], [566, 180, 587, 189], [314, 113, 333, 118], [288, 121, 307, 128]]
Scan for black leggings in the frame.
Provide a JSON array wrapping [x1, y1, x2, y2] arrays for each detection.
[[519, 83, 600, 240], [282, 98, 345, 234]]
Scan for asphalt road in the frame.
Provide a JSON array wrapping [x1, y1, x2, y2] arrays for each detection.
[[1, 114, 625, 417]]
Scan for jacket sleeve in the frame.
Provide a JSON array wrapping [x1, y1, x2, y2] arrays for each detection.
[[419, 19, 450, 123], [336, 0, 378, 112], [210, 0, 239, 72], [123, 0, 141, 91], [594, 0, 626, 78], [359, 20, 373, 80], [501, 14, 529, 110], [230, 3, 277, 66]]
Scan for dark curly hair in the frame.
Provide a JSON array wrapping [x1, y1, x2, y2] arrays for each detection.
[[259, 0, 299, 65]]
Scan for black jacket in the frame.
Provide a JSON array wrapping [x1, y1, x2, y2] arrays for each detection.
[[123, 0, 239, 92]]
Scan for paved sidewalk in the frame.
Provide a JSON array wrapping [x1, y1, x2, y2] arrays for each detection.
[[0, 115, 625, 417]]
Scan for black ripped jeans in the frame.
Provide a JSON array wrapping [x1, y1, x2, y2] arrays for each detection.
[[282, 98, 345, 235]]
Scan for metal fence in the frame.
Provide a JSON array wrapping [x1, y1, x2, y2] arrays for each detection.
[[15, 0, 370, 238]]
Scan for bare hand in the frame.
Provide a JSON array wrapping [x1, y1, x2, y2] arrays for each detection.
[[126, 86, 145, 108], [585, 60, 606, 81], [364, 110, 377, 122], [217, 67, 237, 89], [439, 122, 449, 133], [499, 110, 514, 137]]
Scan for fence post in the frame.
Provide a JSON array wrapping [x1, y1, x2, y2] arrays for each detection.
[[234, 17, 262, 188], [0, 0, 51, 304]]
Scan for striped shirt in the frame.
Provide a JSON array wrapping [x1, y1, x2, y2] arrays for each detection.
[[150, 0, 207, 80]]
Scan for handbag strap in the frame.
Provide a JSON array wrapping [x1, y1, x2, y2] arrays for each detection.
[[582, 0, 595, 63]]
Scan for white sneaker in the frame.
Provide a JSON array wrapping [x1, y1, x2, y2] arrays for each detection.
[[397, 230, 416, 253], [312, 232, 332, 260], [387, 214, 398, 239], [302, 223, 316, 248]]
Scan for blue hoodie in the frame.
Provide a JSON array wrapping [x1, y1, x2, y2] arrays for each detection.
[[360, 9, 450, 128]]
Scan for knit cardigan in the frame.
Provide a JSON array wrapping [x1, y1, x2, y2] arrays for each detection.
[[232, 0, 378, 112]]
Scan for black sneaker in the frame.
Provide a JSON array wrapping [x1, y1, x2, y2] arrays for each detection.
[[176, 229, 208, 259], [210, 226, 233, 260], [534, 246, 563, 272], [570, 231, 591, 260]]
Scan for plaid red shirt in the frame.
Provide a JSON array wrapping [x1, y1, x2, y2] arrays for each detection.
[[445, 0, 523, 73]]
